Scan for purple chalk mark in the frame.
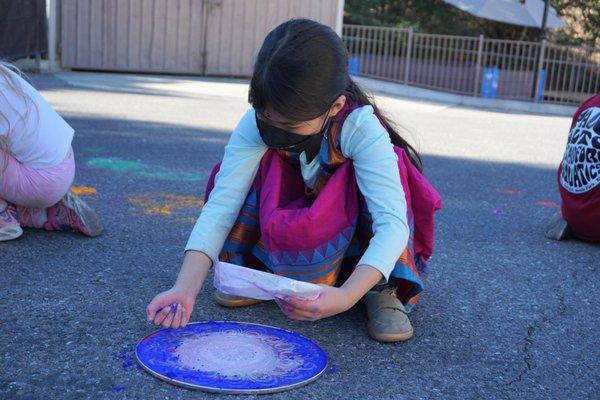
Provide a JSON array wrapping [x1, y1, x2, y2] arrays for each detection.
[[492, 208, 503, 216], [118, 345, 136, 371], [328, 364, 337, 374], [157, 303, 178, 317], [114, 385, 124, 394], [122, 356, 135, 370]]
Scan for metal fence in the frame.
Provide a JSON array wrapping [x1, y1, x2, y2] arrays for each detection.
[[343, 24, 600, 106]]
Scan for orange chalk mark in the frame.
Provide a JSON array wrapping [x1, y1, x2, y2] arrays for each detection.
[[128, 193, 204, 217], [70, 186, 97, 196], [144, 204, 173, 216]]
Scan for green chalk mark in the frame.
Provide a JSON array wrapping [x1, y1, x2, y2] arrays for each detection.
[[87, 157, 200, 181], [87, 158, 144, 172], [136, 170, 202, 182]]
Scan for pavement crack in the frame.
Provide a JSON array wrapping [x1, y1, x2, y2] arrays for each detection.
[[507, 286, 568, 386], [508, 325, 536, 385]]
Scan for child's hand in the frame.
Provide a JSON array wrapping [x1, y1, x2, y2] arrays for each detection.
[[275, 285, 352, 321], [146, 286, 196, 329], [146, 251, 212, 329]]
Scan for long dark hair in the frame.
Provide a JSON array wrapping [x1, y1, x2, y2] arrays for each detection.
[[249, 19, 422, 171]]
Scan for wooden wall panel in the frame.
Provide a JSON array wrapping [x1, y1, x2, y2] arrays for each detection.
[[60, 0, 343, 76]]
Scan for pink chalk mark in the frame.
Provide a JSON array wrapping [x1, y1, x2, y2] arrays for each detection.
[[537, 200, 560, 208], [497, 188, 521, 196]]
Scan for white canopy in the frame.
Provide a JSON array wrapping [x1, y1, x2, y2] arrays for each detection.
[[442, 0, 566, 28]]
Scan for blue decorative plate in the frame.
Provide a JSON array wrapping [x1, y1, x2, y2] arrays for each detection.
[[135, 321, 329, 394]]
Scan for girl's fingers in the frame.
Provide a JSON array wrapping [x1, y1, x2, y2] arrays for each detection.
[[181, 306, 190, 328], [288, 308, 317, 321], [278, 299, 304, 315], [172, 304, 183, 329], [284, 297, 316, 312], [146, 306, 154, 322], [275, 299, 291, 314], [287, 311, 314, 321], [153, 306, 171, 326], [276, 299, 315, 321], [146, 300, 161, 322], [180, 305, 188, 327], [162, 311, 175, 328], [284, 297, 324, 320], [275, 299, 292, 318], [147, 296, 172, 322]]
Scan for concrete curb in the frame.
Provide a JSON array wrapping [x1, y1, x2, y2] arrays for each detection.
[[355, 76, 579, 117], [12, 62, 581, 117], [12, 58, 62, 73]]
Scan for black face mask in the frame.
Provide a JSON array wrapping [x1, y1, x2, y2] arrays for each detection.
[[255, 113, 331, 162]]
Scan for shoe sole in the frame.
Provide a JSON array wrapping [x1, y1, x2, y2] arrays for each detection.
[[544, 211, 571, 241], [367, 326, 414, 343], [0, 225, 23, 241], [213, 291, 264, 308], [63, 192, 103, 237]]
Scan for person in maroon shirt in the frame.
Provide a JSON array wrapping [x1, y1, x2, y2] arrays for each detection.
[[546, 94, 600, 242]]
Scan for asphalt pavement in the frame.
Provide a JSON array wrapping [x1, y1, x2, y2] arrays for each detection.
[[1, 71, 598, 400]]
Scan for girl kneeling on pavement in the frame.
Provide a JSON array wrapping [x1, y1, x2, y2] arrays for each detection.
[[0, 62, 102, 241], [147, 19, 442, 342], [546, 93, 600, 243]]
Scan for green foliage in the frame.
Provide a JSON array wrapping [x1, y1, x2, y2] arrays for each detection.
[[551, 0, 599, 45]]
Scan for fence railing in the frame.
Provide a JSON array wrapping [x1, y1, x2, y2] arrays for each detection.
[[342, 24, 600, 106]]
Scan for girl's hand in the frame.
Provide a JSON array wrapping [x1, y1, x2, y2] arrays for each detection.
[[276, 285, 352, 321], [145, 251, 212, 329], [275, 265, 384, 322], [146, 286, 196, 329]]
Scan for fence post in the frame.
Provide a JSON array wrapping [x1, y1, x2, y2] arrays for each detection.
[[473, 34, 484, 97], [46, 0, 58, 70], [403, 27, 413, 84], [534, 40, 547, 102]]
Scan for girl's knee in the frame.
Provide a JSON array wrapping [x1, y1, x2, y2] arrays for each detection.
[[0, 166, 69, 209]]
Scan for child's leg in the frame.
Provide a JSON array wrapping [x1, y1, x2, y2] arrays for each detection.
[[0, 151, 24, 241], [18, 192, 103, 237], [26, 150, 102, 236], [43, 191, 103, 237], [0, 200, 23, 241], [1, 148, 102, 236], [0, 150, 68, 209], [17, 205, 48, 229], [0, 148, 61, 231]]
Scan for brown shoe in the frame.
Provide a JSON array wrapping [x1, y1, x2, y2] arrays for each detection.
[[364, 288, 413, 342], [213, 290, 264, 308]]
